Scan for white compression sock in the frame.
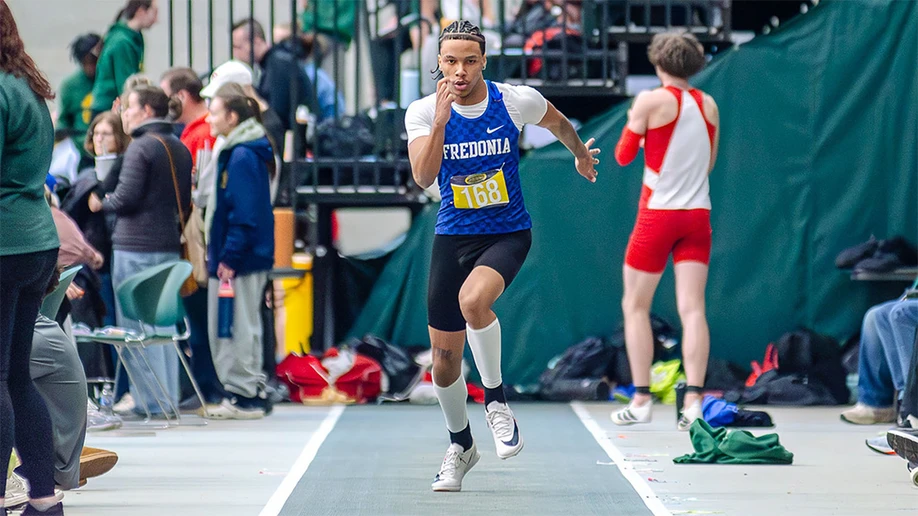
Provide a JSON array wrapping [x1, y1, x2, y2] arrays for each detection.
[[467, 318, 502, 389], [433, 374, 469, 432]]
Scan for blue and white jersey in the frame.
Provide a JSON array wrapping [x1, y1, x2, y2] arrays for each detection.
[[405, 80, 548, 235]]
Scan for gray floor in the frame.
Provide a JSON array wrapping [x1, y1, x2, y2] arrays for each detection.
[[279, 403, 651, 516], [577, 402, 918, 516], [62, 405, 335, 516], [48, 402, 918, 515]]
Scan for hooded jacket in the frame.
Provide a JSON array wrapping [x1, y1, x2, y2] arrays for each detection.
[[207, 118, 275, 276], [91, 22, 144, 112]]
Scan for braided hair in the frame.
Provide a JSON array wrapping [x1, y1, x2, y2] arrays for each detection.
[[431, 20, 486, 80]]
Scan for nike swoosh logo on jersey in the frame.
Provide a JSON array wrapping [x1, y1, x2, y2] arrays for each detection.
[[486, 125, 504, 134]]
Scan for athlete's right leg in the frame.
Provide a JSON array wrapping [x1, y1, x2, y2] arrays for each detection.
[[612, 215, 667, 426], [672, 210, 713, 430], [673, 261, 709, 430], [428, 236, 479, 492], [612, 264, 663, 425], [430, 327, 471, 448], [429, 329, 481, 493]]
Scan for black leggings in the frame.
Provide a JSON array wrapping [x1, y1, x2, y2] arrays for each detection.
[[0, 248, 58, 498]]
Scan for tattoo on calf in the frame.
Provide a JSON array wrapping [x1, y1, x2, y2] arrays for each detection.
[[433, 347, 454, 360]]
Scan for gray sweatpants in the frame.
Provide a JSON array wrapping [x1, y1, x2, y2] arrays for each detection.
[[207, 272, 268, 399], [31, 315, 88, 490]]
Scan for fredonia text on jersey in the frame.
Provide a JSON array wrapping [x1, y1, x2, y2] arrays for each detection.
[[443, 138, 512, 160]]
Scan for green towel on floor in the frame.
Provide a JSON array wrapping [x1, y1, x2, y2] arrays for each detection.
[[673, 419, 794, 465]]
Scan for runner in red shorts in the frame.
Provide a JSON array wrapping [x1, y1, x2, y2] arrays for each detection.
[[611, 32, 720, 430]]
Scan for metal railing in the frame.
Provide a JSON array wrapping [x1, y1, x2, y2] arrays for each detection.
[[161, 0, 732, 205]]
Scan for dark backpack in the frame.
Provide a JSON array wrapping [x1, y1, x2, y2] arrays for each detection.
[[773, 329, 849, 404], [606, 313, 681, 368], [352, 335, 422, 400], [315, 114, 375, 159], [539, 337, 614, 401], [740, 329, 850, 405]]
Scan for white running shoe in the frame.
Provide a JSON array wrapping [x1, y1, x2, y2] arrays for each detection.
[[610, 401, 652, 426], [112, 393, 135, 415], [4, 472, 63, 508], [677, 400, 703, 431], [431, 442, 480, 492], [485, 402, 524, 459]]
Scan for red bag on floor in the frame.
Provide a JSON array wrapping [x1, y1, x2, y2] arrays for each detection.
[[277, 354, 330, 402], [276, 349, 382, 404], [334, 354, 382, 402]]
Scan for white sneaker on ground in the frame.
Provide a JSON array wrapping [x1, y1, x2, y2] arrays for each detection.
[[86, 400, 123, 432], [4, 472, 29, 508], [611, 400, 652, 426], [204, 398, 265, 420], [112, 393, 135, 415], [840, 403, 896, 425], [485, 401, 524, 459], [677, 401, 703, 431], [4, 473, 63, 508], [431, 442, 480, 492]]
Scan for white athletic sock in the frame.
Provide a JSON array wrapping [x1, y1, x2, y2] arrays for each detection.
[[433, 374, 469, 433], [467, 318, 502, 389]]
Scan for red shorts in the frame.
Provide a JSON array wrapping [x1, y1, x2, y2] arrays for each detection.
[[625, 208, 712, 273]]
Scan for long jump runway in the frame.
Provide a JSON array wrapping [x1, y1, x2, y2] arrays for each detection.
[[276, 403, 657, 516]]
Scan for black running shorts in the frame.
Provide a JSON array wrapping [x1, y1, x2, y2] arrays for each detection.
[[428, 229, 532, 332]]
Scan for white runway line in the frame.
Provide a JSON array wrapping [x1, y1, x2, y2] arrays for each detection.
[[571, 402, 672, 516], [259, 405, 346, 516]]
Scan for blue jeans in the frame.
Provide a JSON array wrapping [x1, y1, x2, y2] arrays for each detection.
[[98, 271, 130, 398], [112, 250, 181, 415], [857, 299, 918, 407]]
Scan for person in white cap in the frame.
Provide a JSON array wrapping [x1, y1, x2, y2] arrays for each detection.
[[198, 61, 284, 213], [201, 61, 284, 162], [199, 60, 254, 98]]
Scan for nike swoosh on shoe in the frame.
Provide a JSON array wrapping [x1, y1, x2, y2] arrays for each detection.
[[502, 421, 520, 447]]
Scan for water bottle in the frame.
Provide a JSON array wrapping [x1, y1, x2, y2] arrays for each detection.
[[99, 383, 115, 416], [218, 278, 235, 339]]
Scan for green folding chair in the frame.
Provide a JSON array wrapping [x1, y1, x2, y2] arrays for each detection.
[[39, 265, 82, 319], [76, 260, 207, 425]]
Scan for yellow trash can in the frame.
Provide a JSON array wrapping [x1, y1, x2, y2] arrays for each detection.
[[280, 253, 313, 355]]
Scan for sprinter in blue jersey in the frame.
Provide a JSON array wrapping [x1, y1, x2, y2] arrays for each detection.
[[405, 20, 601, 492]]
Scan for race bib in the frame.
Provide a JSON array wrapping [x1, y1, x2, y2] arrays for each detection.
[[450, 168, 510, 209]]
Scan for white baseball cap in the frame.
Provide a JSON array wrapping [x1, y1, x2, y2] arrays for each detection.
[[200, 60, 254, 98]]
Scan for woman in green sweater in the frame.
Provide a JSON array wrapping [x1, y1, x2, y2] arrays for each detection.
[[0, 2, 65, 514], [90, 0, 159, 118]]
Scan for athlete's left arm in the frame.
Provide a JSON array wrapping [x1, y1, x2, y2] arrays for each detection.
[[705, 95, 720, 173], [537, 102, 600, 183]]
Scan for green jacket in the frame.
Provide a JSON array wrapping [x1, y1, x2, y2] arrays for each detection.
[[301, 0, 358, 46], [673, 419, 794, 465], [57, 69, 94, 136], [0, 74, 59, 255], [91, 22, 144, 112], [58, 69, 95, 157]]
